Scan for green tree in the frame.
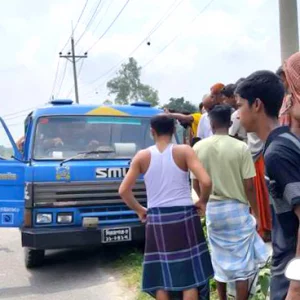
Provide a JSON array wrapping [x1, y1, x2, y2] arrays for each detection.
[[106, 57, 159, 106], [164, 97, 197, 114], [103, 99, 113, 105]]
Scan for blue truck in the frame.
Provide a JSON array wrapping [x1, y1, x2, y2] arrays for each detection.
[[0, 99, 169, 268]]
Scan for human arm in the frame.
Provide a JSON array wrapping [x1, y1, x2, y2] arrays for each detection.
[[185, 146, 212, 205], [244, 177, 259, 219], [241, 146, 258, 216], [166, 112, 194, 123], [118, 152, 147, 222]]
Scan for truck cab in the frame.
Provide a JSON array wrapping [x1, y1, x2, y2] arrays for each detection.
[[0, 100, 168, 268]]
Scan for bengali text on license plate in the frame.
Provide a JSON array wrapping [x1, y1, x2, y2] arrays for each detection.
[[102, 227, 132, 243]]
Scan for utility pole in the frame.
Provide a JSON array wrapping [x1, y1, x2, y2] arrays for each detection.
[[279, 0, 299, 63], [59, 37, 87, 103]]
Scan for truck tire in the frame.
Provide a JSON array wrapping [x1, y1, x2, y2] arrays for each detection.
[[25, 248, 45, 268]]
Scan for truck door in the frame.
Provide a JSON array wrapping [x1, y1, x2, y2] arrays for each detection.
[[0, 117, 25, 227]]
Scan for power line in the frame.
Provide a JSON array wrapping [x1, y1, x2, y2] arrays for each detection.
[[2, 106, 38, 118], [49, 59, 60, 99], [76, 0, 104, 46], [86, 0, 131, 53], [82, 0, 183, 94], [61, 0, 90, 52], [89, 0, 115, 38], [56, 60, 68, 97], [143, 0, 216, 68]]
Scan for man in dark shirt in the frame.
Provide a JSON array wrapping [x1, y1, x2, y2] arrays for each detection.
[[235, 70, 300, 300]]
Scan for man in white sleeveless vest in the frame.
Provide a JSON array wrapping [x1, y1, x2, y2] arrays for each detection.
[[119, 115, 214, 300]]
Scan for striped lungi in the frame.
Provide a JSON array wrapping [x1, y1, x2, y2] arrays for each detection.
[[142, 206, 213, 299], [206, 199, 268, 283]]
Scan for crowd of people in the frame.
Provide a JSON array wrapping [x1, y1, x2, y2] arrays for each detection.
[[119, 51, 300, 300]]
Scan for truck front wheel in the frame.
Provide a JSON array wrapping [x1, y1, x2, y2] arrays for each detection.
[[25, 248, 45, 268]]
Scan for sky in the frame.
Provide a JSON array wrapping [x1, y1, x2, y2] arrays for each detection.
[[0, 0, 297, 142]]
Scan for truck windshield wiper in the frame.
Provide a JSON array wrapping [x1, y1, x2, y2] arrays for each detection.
[[60, 147, 115, 166]]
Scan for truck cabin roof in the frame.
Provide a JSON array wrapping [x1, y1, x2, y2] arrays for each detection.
[[30, 100, 161, 119]]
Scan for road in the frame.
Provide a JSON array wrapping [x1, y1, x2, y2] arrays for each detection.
[[0, 229, 136, 300]]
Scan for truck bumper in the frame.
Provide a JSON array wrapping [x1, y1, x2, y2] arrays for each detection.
[[21, 224, 145, 250]]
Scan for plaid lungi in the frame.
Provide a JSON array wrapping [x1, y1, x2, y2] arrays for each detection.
[[206, 200, 269, 283], [142, 206, 213, 298]]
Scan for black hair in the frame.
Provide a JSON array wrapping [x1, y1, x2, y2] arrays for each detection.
[[235, 70, 285, 118], [199, 102, 204, 111], [150, 115, 175, 136], [208, 104, 232, 128], [221, 84, 236, 98], [276, 66, 284, 77], [235, 77, 245, 86]]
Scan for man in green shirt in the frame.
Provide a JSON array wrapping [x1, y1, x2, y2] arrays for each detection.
[[192, 104, 268, 300]]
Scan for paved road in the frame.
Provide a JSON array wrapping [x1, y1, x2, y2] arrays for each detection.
[[0, 229, 136, 300]]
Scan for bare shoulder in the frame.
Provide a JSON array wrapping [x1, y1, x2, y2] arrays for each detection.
[[173, 144, 195, 160], [133, 149, 150, 162], [173, 144, 193, 154]]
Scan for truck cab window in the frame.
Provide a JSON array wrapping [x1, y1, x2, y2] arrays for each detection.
[[0, 123, 14, 160]]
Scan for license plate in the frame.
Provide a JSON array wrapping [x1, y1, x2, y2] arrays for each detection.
[[102, 227, 132, 243], [82, 217, 98, 228]]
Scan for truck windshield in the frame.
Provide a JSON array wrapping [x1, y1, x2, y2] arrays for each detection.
[[33, 116, 159, 160]]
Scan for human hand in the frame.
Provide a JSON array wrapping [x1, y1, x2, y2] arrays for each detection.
[[137, 207, 147, 223], [53, 138, 63, 147], [195, 200, 206, 217]]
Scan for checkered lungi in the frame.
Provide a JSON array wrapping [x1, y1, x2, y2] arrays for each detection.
[[142, 206, 213, 299], [206, 199, 269, 283]]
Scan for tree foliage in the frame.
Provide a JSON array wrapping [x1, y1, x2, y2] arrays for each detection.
[[164, 97, 197, 114], [106, 57, 159, 106]]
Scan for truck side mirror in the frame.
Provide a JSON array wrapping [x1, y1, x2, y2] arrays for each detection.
[[285, 258, 300, 281]]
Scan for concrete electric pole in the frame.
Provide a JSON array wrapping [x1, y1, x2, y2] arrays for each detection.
[[279, 0, 299, 63], [59, 37, 87, 104]]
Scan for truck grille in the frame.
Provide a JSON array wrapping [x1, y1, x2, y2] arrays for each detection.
[[32, 181, 146, 207]]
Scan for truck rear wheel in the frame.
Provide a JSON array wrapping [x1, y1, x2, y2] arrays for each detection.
[[25, 248, 45, 268]]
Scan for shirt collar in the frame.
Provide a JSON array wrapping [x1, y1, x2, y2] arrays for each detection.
[[264, 126, 290, 153]]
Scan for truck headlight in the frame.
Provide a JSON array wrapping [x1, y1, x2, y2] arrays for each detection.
[[36, 213, 52, 224], [57, 213, 73, 224]]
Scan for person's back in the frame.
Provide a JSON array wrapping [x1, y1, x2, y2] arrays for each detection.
[[144, 144, 192, 208], [119, 114, 213, 300], [192, 104, 267, 300], [194, 135, 250, 203]]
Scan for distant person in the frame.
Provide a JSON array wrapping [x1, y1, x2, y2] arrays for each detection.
[[16, 136, 25, 153], [221, 83, 247, 142], [277, 66, 291, 126], [197, 84, 225, 140], [164, 103, 202, 139], [119, 115, 213, 300], [236, 70, 300, 300], [192, 104, 268, 300]]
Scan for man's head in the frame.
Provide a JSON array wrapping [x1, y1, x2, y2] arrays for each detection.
[[199, 102, 204, 113], [210, 83, 225, 105], [235, 70, 285, 135], [220, 84, 236, 108], [276, 66, 289, 92], [202, 94, 214, 112], [208, 104, 232, 133], [150, 114, 175, 140]]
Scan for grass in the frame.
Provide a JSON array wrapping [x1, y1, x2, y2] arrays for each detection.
[[115, 247, 219, 300]]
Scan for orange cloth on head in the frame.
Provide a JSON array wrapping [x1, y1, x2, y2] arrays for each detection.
[[210, 83, 225, 94], [254, 155, 272, 238]]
